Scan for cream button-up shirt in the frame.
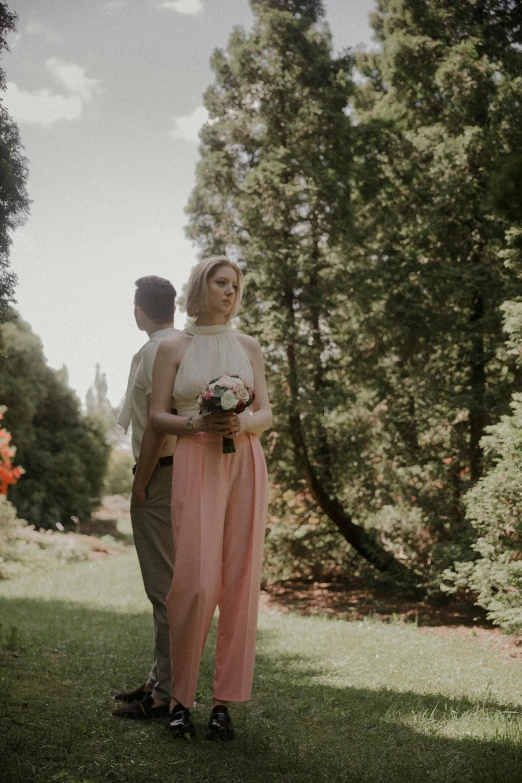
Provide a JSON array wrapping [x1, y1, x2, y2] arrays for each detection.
[[118, 327, 178, 462]]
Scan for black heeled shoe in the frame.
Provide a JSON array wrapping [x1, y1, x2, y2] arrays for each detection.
[[205, 705, 235, 741], [168, 703, 196, 739]]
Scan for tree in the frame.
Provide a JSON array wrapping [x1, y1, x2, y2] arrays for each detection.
[[442, 156, 522, 633], [0, 2, 29, 324], [187, 0, 522, 588], [0, 316, 109, 528], [85, 363, 125, 446], [186, 0, 415, 581], [338, 0, 522, 584]]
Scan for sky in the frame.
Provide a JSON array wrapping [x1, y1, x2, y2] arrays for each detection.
[[3, 0, 376, 407]]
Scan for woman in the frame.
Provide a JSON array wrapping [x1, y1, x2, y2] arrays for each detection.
[[151, 256, 272, 741]]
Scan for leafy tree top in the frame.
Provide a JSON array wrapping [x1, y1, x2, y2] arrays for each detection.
[[370, 0, 522, 50], [0, 1, 16, 90], [250, 0, 324, 23], [0, 1, 29, 324]]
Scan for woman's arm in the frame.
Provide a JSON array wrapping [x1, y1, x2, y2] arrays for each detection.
[[151, 338, 236, 436], [236, 335, 273, 437]]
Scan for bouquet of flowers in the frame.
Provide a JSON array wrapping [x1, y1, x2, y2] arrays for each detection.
[[198, 375, 255, 453]]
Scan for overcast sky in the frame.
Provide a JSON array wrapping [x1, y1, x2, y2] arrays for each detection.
[[4, 0, 376, 407]]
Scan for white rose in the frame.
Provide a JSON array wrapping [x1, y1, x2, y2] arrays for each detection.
[[220, 390, 237, 410], [218, 375, 237, 388], [237, 386, 250, 402]]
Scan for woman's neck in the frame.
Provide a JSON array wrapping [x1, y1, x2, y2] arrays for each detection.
[[195, 313, 228, 326]]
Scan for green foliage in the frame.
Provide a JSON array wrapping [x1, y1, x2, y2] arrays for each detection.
[[0, 2, 30, 324], [186, 0, 415, 579], [250, 0, 324, 21], [0, 496, 90, 579], [0, 316, 110, 528], [444, 390, 522, 634], [489, 154, 522, 228], [186, 0, 522, 588], [103, 448, 134, 497], [338, 0, 522, 586], [443, 208, 522, 632], [263, 484, 352, 583]]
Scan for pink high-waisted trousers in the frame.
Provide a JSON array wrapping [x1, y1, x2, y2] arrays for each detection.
[[167, 431, 269, 707]]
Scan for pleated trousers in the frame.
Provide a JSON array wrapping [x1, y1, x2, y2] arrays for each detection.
[[167, 431, 268, 707]]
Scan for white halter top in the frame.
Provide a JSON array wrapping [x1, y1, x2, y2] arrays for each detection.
[[173, 322, 254, 418]]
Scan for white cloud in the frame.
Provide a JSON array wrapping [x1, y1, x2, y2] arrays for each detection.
[[4, 82, 83, 125], [158, 0, 204, 15], [170, 105, 208, 144], [46, 58, 98, 101], [4, 60, 99, 126], [25, 19, 62, 42]]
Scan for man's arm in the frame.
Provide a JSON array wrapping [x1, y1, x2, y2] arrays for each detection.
[[132, 395, 166, 505]]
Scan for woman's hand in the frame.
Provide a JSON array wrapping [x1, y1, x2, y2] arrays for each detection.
[[197, 411, 237, 435], [223, 413, 245, 438]]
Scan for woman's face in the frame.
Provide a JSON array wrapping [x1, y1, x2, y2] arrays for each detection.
[[206, 265, 239, 319]]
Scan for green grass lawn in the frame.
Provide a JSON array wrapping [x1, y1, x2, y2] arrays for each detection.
[[1, 550, 522, 783]]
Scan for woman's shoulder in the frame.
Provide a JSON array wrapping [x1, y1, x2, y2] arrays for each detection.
[[235, 332, 262, 357], [156, 331, 191, 361]]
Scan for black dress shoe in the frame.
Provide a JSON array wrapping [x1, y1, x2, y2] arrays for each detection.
[[113, 683, 152, 703], [168, 704, 196, 739], [205, 705, 235, 741], [112, 694, 170, 720]]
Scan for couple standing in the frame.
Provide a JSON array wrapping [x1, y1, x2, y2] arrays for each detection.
[[113, 256, 272, 741]]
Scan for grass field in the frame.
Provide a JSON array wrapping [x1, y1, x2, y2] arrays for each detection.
[[1, 547, 522, 783]]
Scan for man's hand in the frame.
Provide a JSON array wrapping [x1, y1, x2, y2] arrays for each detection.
[[132, 482, 147, 506]]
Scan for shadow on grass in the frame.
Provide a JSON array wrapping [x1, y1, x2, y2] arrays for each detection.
[[263, 579, 493, 628], [0, 596, 521, 783]]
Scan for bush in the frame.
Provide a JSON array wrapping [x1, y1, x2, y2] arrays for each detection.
[[263, 484, 354, 584], [0, 317, 110, 528], [442, 392, 522, 634], [104, 449, 134, 497], [0, 496, 91, 580]]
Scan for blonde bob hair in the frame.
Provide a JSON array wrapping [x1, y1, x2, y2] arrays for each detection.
[[185, 256, 244, 322]]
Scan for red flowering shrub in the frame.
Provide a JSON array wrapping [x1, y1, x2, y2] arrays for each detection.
[[0, 406, 24, 496]]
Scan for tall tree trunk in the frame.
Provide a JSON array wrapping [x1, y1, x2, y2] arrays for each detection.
[[283, 285, 415, 582]]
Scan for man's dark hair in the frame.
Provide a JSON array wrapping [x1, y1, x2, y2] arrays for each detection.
[[134, 276, 176, 324]]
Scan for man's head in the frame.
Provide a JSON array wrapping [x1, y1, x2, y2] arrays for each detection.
[[134, 276, 176, 333]]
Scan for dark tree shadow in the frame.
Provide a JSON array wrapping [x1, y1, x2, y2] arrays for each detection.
[[262, 578, 494, 628], [0, 596, 521, 783]]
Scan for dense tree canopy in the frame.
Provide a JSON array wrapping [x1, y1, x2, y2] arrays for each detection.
[[186, 0, 415, 579], [186, 0, 522, 592], [348, 0, 522, 581], [0, 317, 109, 528], [0, 2, 29, 324]]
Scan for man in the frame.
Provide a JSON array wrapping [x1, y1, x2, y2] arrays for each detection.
[[112, 275, 178, 719]]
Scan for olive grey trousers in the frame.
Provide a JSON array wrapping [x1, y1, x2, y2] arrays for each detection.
[[130, 463, 174, 704]]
